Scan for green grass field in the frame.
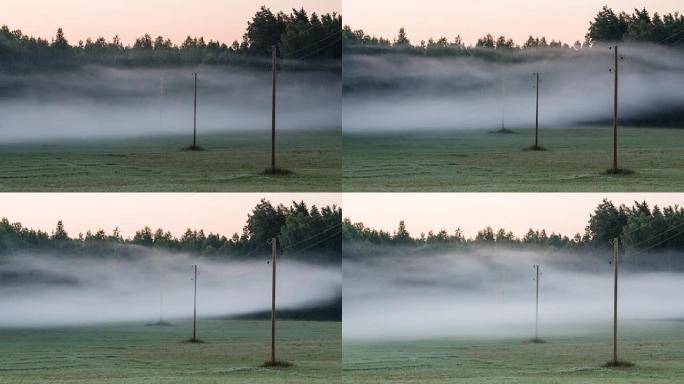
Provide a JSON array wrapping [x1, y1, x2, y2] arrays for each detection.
[[0, 319, 341, 384], [343, 127, 684, 191], [0, 128, 340, 192], [343, 320, 684, 383]]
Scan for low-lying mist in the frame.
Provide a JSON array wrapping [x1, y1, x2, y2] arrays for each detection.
[[343, 44, 684, 132], [0, 65, 340, 143], [343, 246, 684, 341], [0, 248, 341, 327]]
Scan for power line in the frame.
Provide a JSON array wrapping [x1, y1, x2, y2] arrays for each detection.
[[282, 29, 341, 57], [639, 227, 684, 252], [625, 220, 684, 248], [282, 228, 341, 255], [289, 35, 341, 61], [280, 223, 342, 251]]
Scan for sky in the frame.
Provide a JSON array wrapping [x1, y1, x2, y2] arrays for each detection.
[[0, 193, 340, 238], [343, 193, 684, 238], [1, 0, 341, 46], [344, 0, 683, 46]]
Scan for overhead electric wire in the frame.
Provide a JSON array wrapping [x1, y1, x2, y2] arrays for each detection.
[[280, 223, 342, 252], [639, 227, 684, 252]]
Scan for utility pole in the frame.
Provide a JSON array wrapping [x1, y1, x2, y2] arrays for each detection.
[[271, 45, 277, 172], [160, 77, 164, 132], [534, 264, 540, 341], [271, 237, 277, 363], [534, 72, 540, 148], [611, 46, 619, 172], [612, 237, 619, 364], [158, 273, 164, 324], [159, 285, 163, 323], [501, 79, 506, 131], [192, 264, 198, 342], [193, 72, 198, 150]]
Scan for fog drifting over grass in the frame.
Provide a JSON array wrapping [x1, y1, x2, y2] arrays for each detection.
[[0, 65, 340, 143], [343, 44, 684, 132], [0, 249, 341, 327], [343, 247, 684, 341]]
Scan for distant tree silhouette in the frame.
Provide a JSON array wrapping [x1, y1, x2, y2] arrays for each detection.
[[0, 200, 341, 263], [342, 199, 684, 254], [476, 33, 496, 48], [0, 6, 341, 72], [394, 27, 410, 46]]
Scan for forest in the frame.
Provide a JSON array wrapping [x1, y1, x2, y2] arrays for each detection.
[[343, 6, 684, 56], [0, 6, 342, 71], [0, 199, 342, 264], [343, 199, 684, 253]]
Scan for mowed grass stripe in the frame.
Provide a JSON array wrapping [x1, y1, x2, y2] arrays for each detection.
[[0, 320, 341, 384], [0, 128, 341, 192], [343, 127, 684, 192], [343, 320, 684, 383]]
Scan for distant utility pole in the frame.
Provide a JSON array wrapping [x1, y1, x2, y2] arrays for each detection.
[[534, 264, 540, 341], [271, 45, 277, 172], [610, 46, 620, 172], [192, 264, 198, 342], [501, 79, 506, 130], [159, 77, 164, 131], [193, 72, 198, 150], [534, 72, 540, 148], [612, 237, 620, 364], [271, 237, 278, 363], [159, 275, 164, 324]]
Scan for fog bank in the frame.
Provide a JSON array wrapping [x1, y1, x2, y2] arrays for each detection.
[[0, 65, 340, 143], [343, 44, 684, 132], [0, 249, 341, 327], [343, 247, 684, 341]]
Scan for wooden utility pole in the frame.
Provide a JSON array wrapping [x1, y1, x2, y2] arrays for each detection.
[[271, 45, 277, 172], [159, 285, 163, 323], [271, 237, 277, 363], [534, 72, 540, 148], [612, 46, 619, 172], [501, 79, 506, 130], [612, 237, 619, 364], [158, 273, 164, 324], [159, 77, 164, 131], [534, 264, 540, 340], [193, 72, 198, 150], [192, 264, 198, 342]]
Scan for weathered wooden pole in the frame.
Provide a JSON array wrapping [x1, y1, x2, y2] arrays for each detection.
[[535, 264, 540, 340], [612, 46, 619, 172], [193, 72, 198, 149], [271, 45, 277, 171], [612, 237, 619, 363], [535, 72, 540, 148], [192, 264, 198, 342], [271, 237, 277, 363]]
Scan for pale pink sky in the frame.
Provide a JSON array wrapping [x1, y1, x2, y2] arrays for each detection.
[[344, 0, 682, 46], [344, 193, 683, 238], [1, 0, 340, 46], [0, 193, 340, 238]]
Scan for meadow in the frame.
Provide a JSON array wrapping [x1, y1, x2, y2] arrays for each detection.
[[343, 320, 684, 384], [0, 128, 341, 192], [0, 319, 341, 384], [342, 127, 684, 191]]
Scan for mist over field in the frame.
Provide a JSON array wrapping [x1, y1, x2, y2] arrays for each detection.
[[0, 65, 341, 143], [343, 247, 684, 341], [343, 44, 684, 132], [0, 249, 341, 327]]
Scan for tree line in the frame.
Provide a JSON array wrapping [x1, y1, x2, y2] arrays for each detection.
[[0, 6, 341, 71], [0, 199, 341, 263], [343, 199, 684, 253], [343, 6, 684, 56]]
